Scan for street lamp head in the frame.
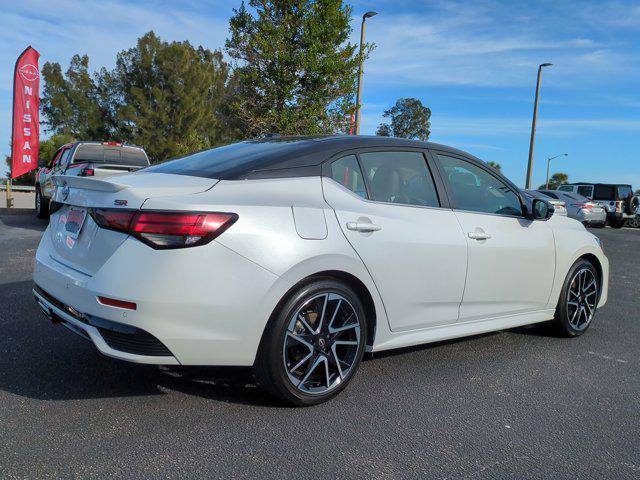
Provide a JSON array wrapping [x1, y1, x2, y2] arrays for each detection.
[[540, 63, 553, 68], [363, 11, 378, 20]]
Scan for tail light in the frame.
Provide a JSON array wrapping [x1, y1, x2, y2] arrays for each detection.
[[90, 209, 238, 249], [572, 203, 593, 210], [79, 167, 95, 177], [102, 141, 123, 147]]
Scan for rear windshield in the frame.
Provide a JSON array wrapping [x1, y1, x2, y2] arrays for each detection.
[[593, 185, 615, 200], [145, 141, 304, 178], [72, 144, 149, 166]]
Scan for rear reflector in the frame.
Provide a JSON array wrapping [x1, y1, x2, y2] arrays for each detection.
[[97, 296, 137, 310], [90, 209, 238, 249]]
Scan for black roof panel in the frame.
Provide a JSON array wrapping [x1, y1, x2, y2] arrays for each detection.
[[143, 135, 476, 180]]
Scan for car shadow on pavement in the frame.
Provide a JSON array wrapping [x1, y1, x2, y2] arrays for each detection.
[[0, 214, 48, 232], [0, 280, 281, 407]]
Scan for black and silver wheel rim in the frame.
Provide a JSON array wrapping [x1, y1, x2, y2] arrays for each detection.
[[283, 292, 361, 395], [567, 267, 598, 331]]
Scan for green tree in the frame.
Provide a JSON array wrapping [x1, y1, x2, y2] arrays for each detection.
[[487, 161, 501, 172], [41, 55, 112, 139], [376, 98, 431, 141], [225, 0, 365, 136], [108, 32, 231, 162], [539, 172, 569, 190]]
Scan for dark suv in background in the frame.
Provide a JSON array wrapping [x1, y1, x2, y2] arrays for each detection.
[[35, 141, 149, 218], [558, 182, 638, 228]]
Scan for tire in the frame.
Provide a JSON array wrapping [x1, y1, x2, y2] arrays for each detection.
[[254, 279, 368, 406], [610, 219, 625, 229], [35, 187, 49, 218], [554, 259, 600, 337]]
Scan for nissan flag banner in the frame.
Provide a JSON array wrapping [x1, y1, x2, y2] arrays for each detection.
[[11, 46, 40, 179]]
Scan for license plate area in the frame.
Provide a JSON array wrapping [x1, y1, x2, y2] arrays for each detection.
[[65, 207, 87, 239]]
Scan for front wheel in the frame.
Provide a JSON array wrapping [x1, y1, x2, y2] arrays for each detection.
[[254, 279, 367, 406], [554, 259, 600, 337]]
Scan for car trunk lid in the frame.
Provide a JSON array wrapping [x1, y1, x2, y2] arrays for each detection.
[[47, 173, 217, 276]]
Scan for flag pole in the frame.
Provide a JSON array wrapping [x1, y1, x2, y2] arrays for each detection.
[[6, 179, 14, 208]]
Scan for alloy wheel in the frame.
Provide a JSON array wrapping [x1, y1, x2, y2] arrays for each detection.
[[283, 292, 361, 395], [566, 267, 598, 331]]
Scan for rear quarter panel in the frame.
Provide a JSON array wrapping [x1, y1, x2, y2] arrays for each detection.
[[141, 176, 391, 348]]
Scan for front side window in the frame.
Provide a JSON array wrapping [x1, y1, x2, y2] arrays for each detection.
[[330, 155, 367, 198], [438, 154, 522, 217], [358, 151, 439, 207]]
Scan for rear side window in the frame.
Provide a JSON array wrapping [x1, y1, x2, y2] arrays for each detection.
[[438, 154, 522, 217], [577, 186, 593, 197], [617, 185, 632, 199], [593, 185, 615, 200], [330, 155, 367, 198], [558, 185, 573, 192], [358, 151, 440, 207], [58, 149, 71, 169]]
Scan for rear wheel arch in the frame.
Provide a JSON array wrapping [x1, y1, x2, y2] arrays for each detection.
[[260, 270, 377, 351]]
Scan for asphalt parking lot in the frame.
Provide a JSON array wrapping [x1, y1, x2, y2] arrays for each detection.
[[0, 214, 638, 479]]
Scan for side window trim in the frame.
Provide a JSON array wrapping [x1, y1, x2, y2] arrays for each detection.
[[431, 149, 526, 218], [323, 147, 451, 209], [357, 149, 442, 208]]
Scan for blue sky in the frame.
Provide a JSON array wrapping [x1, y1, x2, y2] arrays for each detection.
[[1, 0, 639, 188]]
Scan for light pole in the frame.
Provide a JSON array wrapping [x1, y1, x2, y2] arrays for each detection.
[[354, 11, 377, 135], [525, 62, 552, 189], [545, 153, 568, 189]]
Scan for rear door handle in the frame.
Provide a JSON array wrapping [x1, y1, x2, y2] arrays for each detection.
[[346, 221, 382, 232], [468, 231, 491, 240]]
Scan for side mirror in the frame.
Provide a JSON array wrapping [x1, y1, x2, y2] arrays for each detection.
[[38, 158, 47, 168], [532, 198, 554, 220]]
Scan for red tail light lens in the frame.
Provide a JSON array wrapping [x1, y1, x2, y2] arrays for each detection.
[[90, 209, 237, 249], [79, 167, 95, 177], [572, 203, 592, 210]]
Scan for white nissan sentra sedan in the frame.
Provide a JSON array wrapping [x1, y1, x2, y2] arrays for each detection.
[[33, 136, 608, 406]]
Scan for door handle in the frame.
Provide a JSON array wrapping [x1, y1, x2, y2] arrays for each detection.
[[468, 231, 491, 240], [346, 221, 382, 232]]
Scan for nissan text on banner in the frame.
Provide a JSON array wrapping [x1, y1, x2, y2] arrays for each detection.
[[11, 46, 40, 179]]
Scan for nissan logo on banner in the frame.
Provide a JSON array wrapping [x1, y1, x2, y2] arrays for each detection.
[[11, 46, 41, 179]]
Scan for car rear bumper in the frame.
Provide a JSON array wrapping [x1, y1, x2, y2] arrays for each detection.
[[33, 285, 180, 364], [33, 228, 279, 366], [580, 209, 607, 225]]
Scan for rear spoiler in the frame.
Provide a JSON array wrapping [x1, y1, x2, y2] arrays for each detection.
[[52, 175, 128, 193]]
